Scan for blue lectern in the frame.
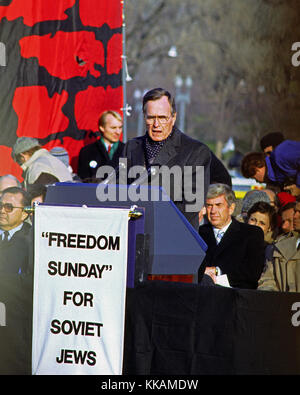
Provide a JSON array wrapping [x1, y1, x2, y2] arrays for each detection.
[[44, 183, 207, 286]]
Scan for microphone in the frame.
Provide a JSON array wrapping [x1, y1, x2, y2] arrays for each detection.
[[100, 159, 127, 185], [24, 206, 34, 215], [130, 166, 158, 186]]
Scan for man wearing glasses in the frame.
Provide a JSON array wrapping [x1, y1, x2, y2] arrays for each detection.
[[121, 88, 212, 229], [0, 187, 32, 274]]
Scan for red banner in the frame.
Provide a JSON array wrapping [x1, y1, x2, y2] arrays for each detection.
[[0, 0, 123, 178]]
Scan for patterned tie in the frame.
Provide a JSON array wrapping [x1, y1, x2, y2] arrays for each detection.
[[216, 230, 224, 244]]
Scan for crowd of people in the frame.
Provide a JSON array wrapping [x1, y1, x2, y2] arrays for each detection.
[[0, 88, 299, 293]]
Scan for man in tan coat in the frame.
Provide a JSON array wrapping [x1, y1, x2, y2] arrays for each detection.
[[258, 198, 300, 292]]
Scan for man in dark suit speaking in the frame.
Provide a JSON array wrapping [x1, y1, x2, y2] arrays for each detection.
[[121, 88, 212, 229], [198, 183, 265, 289]]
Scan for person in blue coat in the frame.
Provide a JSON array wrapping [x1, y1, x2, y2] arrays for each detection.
[[241, 140, 300, 197]]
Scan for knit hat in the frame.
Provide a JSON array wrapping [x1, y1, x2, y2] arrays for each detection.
[[50, 146, 70, 167], [277, 191, 296, 207], [260, 132, 284, 151], [241, 190, 271, 214], [11, 137, 40, 161]]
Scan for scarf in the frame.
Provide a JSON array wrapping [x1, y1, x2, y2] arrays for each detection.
[[145, 131, 173, 167]]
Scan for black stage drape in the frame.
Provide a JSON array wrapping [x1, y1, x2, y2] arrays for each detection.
[[1, 275, 300, 375], [124, 281, 300, 375], [0, 274, 32, 375]]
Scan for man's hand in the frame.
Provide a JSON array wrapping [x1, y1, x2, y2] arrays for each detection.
[[204, 267, 217, 283]]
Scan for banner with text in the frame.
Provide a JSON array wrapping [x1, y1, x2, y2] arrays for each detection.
[[0, 0, 123, 177], [32, 205, 129, 375]]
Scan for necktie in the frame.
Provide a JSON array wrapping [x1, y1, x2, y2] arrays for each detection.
[[0, 231, 9, 245], [216, 230, 224, 244], [107, 145, 111, 154]]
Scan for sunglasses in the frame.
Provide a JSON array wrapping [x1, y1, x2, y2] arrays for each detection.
[[0, 202, 24, 213]]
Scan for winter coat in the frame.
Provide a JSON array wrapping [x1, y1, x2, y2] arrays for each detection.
[[258, 232, 300, 292], [21, 148, 72, 187], [265, 140, 300, 187]]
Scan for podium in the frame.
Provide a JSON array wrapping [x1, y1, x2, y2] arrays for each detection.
[[44, 183, 207, 286]]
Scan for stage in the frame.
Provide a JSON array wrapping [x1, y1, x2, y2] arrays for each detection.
[[1, 274, 300, 375]]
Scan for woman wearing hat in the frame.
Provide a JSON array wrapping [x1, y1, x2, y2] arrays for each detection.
[[12, 137, 72, 188]]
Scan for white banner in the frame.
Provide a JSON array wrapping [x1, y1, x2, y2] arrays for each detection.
[[32, 205, 130, 375]]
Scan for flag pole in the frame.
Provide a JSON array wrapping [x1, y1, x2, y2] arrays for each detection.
[[121, 0, 128, 143]]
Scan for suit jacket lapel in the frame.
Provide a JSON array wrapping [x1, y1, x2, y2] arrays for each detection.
[[214, 219, 240, 256], [96, 139, 109, 160], [200, 224, 217, 249], [128, 137, 146, 167]]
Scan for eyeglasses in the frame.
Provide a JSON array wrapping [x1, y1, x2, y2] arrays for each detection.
[[145, 115, 173, 125], [0, 202, 24, 213]]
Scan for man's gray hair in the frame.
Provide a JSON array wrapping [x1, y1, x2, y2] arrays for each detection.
[[206, 183, 236, 207], [143, 88, 176, 115], [0, 174, 22, 188]]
